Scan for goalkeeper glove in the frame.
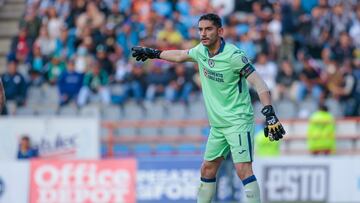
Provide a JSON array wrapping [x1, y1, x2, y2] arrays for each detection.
[[261, 105, 286, 141], [131, 46, 162, 62]]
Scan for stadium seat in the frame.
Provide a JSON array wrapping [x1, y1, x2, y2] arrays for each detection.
[[325, 98, 344, 118], [140, 126, 160, 136], [58, 105, 78, 116], [144, 100, 165, 120], [36, 104, 58, 116], [101, 105, 122, 120], [298, 98, 318, 119], [162, 127, 182, 136], [79, 105, 100, 117], [164, 103, 187, 119], [133, 144, 153, 156], [15, 106, 35, 116], [123, 101, 146, 120], [42, 85, 60, 105], [177, 143, 198, 154], [274, 99, 297, 119], [154, 144, 175, 155], [114, 144, 131, 157], [188, 100, 207, 119], [27, 86, 43, 105], [184, 126, 203, 136]]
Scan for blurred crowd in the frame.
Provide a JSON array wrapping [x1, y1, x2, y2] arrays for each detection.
[[1, 0, 360, 116]]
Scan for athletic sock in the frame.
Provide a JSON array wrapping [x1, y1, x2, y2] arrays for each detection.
[[197, 177, 216, 203], [242, 175, 261, 203]]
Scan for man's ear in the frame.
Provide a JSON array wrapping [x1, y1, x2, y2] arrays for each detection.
[[218, 27, 224, 36]]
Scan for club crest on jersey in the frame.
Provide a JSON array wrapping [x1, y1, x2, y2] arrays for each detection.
[[208, 59, 215, 68]]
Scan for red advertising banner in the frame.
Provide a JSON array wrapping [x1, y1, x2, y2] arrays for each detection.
[[30, 159, 136, 203]]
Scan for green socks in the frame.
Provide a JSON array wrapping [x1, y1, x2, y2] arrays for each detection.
[[197, 177, 216, 203], [242, 175, 261, 203]]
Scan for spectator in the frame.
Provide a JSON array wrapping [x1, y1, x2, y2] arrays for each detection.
[[35, 26, 57, 57], [54, 26, 75, 59], [307, 105, 335, 155], [172, 11, 189, 39], [17, 135, 38, 159], [1, 0, 359, 119], [74, 44, 91, 74], [46, 6, 64, 39], [9, 28, 33, 63], [96, 45, 114, 78], [327, 60, 359, 116], [349, 6, 360, 48], [28, 45, 47, 86], [152, 0, 172, 18], [253, 53, 277, 91], [165, 64, 194, 104], [65, 0, 86, 29], [157, 20, 183, 47], [236, 32, 256, 60], [331, 32, 355, 63], [77, 60, 111, 107], [47, 54, 66, 85], [116, 23, 134, 58], [274, 60, 298, 101], [19, 9, 42, 40], [76, 1, 105, 31], [54, 0, 71, 19], [297, 57, 323, 102], [57, 59, 83, 106], [330, 3, 353, 39], [118, 62, 147, 104], [145, 63, 170, 102], [1, 61, 27, 106], [100, 24, 118, 54]]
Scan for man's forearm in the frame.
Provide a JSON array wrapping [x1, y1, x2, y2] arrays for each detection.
[[246, 72, 272, 106], [160, 50, 191, 63], [257, 91, 272, 106]]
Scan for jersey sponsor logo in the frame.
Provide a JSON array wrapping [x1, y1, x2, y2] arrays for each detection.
[[203, 68, 224, 83], [264, 165, 329, 202], [208, 59, 215, 68]]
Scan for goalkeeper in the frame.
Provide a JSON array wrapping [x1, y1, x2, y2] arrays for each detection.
[[132, 13, 285, 203]]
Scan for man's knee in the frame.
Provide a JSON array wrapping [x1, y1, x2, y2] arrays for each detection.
[[235, 162, 254, 180], [201, 159, 222, 178]]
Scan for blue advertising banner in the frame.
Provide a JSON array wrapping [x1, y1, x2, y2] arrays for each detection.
[[137, 156, 201, 203], [137, 156, 244, 203]]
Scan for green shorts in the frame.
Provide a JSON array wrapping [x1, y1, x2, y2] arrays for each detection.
[[204, 123, 255, 163]]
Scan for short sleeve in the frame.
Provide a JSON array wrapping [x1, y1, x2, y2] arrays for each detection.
[[187, 44, 201, 62], [230, 50, 255, 78]]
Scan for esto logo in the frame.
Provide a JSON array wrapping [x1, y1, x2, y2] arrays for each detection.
[[0, 177, 4, 198], [264, 165, 329, 203]]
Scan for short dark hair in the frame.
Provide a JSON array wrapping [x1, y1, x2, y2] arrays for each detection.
[[198, 13, 222, 28]]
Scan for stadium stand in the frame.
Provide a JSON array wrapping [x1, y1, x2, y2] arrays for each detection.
[[0, 0, 359, 157]]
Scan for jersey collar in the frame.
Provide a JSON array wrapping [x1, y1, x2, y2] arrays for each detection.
[[206, 37, 225, 58]]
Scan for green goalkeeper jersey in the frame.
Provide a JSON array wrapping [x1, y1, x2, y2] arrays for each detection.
[[188, 39, 255, 127]]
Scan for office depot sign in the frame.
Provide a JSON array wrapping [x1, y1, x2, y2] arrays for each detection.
[[30, 160, 136, 203]]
